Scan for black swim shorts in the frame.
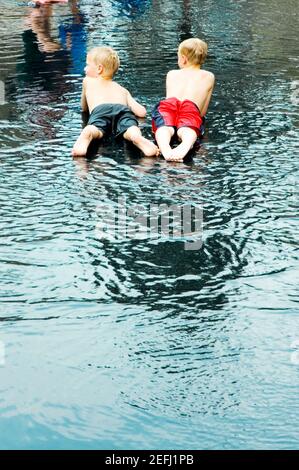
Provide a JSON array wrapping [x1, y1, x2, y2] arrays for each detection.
[[87, 103, 138, 137]]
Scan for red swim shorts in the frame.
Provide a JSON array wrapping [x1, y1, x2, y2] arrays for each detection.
[[152, 97, 203, 136]]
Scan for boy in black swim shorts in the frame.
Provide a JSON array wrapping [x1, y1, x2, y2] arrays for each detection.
[[72, 46, 159, 158]]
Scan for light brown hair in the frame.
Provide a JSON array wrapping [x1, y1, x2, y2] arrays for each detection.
[[178, 38, 208, 66], [88, 46, 120, 77]]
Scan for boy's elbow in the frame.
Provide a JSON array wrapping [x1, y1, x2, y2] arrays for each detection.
[[134, 105, 146, 118], [139, 107, 147, 118]]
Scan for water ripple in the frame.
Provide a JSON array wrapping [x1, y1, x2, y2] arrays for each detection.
[[0, 0, 298, 450]]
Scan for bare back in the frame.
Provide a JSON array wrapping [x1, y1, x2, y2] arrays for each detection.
[[84, 77, 129, 113], [166, 68, 214, 116]]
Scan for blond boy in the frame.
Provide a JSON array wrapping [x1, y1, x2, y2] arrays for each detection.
[[72, 46, 159, 157], [152, 38, 215, 162]]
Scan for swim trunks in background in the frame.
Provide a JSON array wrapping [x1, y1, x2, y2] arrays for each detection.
[[152, 97, 204, 136], [87, 103, 138, 137]]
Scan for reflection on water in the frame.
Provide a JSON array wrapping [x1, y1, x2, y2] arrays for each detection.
[[0, 0, 298, 450]]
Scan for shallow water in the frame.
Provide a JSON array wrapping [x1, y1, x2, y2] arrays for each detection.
[[0, 0, 298, 450]]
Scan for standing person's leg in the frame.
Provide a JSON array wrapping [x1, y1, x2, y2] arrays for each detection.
[[123, 126, 159, 157], [30, 0, 68, 5], [72, 125, 103, 157], [170, 127, 197, 161]]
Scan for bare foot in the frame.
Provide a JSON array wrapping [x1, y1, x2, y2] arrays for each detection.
[[164, 154, 184, 162], [72, 137, 90, 157], [133, 135, 160, 157], [72, 125, 102, 158], [165, 142, 191, 162], [161, 149, 176, 161], [163, 148, 184, 162]]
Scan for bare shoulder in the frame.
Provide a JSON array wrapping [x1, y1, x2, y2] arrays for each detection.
[[114, 82, 128, 94], [201, 70, 215, 83], [166, 69, 179, 82], [118, 83, 129, 93], [167, 69, 179, 77]]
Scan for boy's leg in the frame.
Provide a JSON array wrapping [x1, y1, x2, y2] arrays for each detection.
[[170, 127, 197, 161], [155, 126, 175, 160], [72, 125, 103, 157], [123, 126, 159, 157]]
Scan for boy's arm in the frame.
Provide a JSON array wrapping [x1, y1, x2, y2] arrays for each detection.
[[126, 91, 147, 118], [201, 73, 215, 117], [81, 78, 89, 112]]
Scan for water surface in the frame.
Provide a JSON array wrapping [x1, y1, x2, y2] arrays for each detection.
[[0, 0, 298, 449]]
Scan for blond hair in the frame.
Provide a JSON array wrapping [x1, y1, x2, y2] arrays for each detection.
[[178, 38, 208, 66], [88, 46, 120, 77]]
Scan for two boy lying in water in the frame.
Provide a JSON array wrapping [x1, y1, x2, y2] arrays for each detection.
[[72, 38, 215, 162]]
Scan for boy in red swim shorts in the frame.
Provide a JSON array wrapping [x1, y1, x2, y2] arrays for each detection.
[[152, 38, 215, 162]]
